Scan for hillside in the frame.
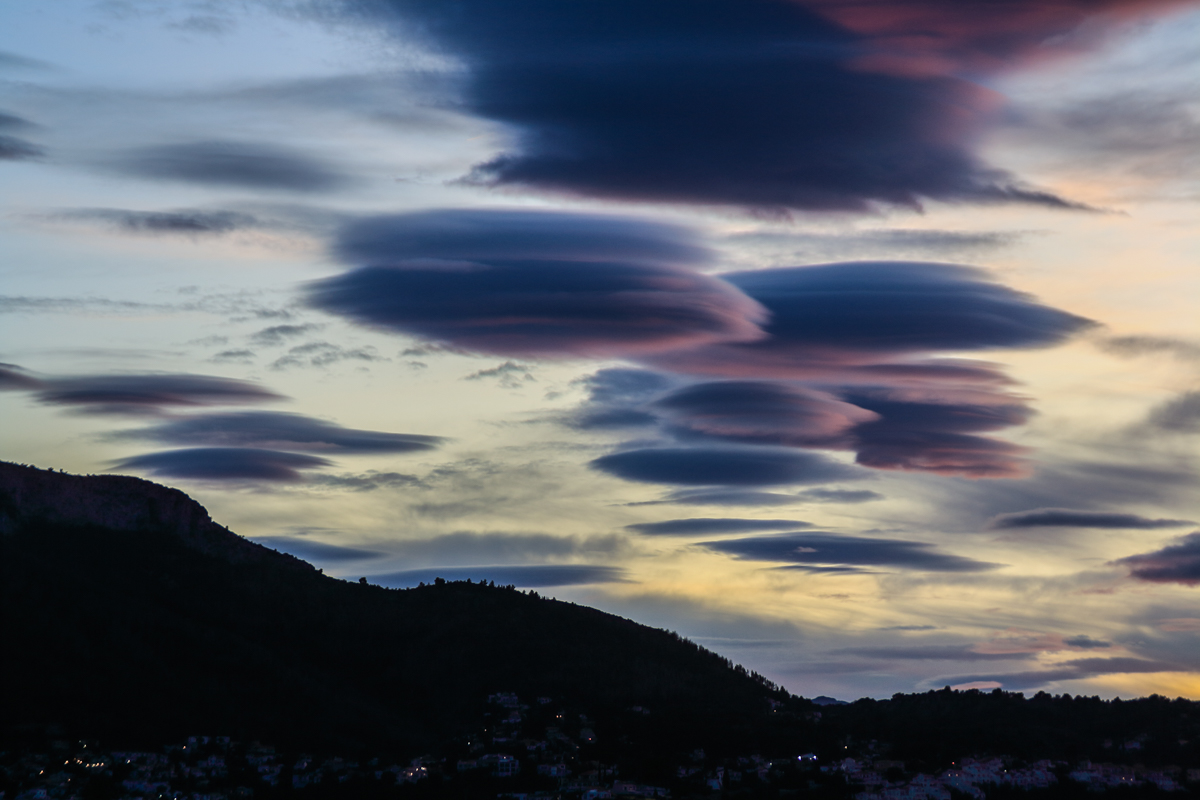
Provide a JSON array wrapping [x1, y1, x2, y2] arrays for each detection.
[[0, 461, 787, 757]]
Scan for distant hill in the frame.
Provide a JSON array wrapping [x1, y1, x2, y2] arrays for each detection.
[[0, 461, 787, 756]]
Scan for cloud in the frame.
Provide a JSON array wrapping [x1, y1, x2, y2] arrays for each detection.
[[591, 446, 866, 487], [113, 447, 332, 482], [357, 0, 1112, 211], [796, 488, 885, 504], [0, 51, 52, 70], [940, 657, 1183, 691], [1098, 335, 1200, 362], [110, 410, 444, 454], [795, 0, 1185, 77], [842, 390, 1035, 478], [384, 531, 629, 567], [0, 134, 43, 161], [636, 262, 1089, 478], [249, 323, 323, 345], [270, 342, 385, 369], [654, 381, 879, 448], [308, 471, 427, 491], [698, 532, 1001, 572], [567, 368, 679, 430], [627, 486, 883, 506], [986, 508, 1194, 529], [369, 564, 629, 588], [839, 645, 1029, 661], [725, 229, 1025, 263], [464, 361, 536, 388], [306, 209, 767, 358], [4, 368, 285, 415], [626, 518, 812, 536], [1063, 635, 1112, 649], [53, 208, 262, 235], [1145, 391, 1200, 433], [253, 536, 384, 562], [1114, 532, 1200, 586], [111, 140, 352, 192], [0, 362, 43, 390], [714, 261, 1092, 360]]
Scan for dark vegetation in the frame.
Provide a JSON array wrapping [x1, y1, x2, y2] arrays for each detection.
[[3, 461, 1200, 794]]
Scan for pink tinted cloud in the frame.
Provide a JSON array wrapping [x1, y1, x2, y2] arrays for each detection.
[[797, 0, 1197, 77]]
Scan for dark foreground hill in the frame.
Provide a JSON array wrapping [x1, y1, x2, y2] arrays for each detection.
[[0, 461, 788, 756], [5, 460, 1200, 793]]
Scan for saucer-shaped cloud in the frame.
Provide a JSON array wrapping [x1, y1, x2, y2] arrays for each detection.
[[369, 564, 628, 588], [114, 447, 332, 482], [28, 372, 284, 415], [307, 210, 767, 358], [112, 411, 444, 454], [590, 446, 864, 486], [113, 140, 351, 192], [654, 380, 878, 446], [699, 532, 1000, 572], [988, 508, 1194, 530], [842, 390, 1034, 477], [626, 518, 812, 536], [376, 0, 1102, 210], [254, 536, 384, 563], [1114, 532, 1200, 586]]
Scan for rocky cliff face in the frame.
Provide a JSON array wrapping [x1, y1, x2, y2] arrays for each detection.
[[0, 461, 312, 570]]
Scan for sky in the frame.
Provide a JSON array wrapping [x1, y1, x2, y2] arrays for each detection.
[[2, 0, 1200, 702]]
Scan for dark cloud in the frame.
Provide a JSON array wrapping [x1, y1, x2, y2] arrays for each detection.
[[1145, 392, 1200, 433], [1098, 335, 1200, 362], [367, 0, 1101, 211], [249, 323, 323, 345], [839, 646, 1028, 661], [386, 531, 628, 566], [113, 447, 332, 482], [0, 51, 52, 70], [794, 0, 1185, 76], [841, 390, 1034, 477], [726, 261, 1092, 354], [1063, 635, 1112, 649], [1114, 532, 1200, 586], [110, 410, 443, 454], [0, 111, 36, 131], [654, 381, 878, 448], [698, 532, 1000, 572], [13, 371, 284, 415], [369, 564, 628, 588], [591, 446, 865, 487], [628, 486, 883, 506], [464, 361, 536, 388], [986, 508, 1193, 530], [253, 536, 384, 562], [112, 140, 351, 192], [270, 342, 384, 369], [210, 350, 256, 363], [626, 518, 812, 536], [307, 209, 766, 358], [54, 208, 261, 235], [0, 134, 43, 161], [797, 488, 884, 504], [725, 229, 1024, 263], [638, 263, 1090, 477], [0, 362, 43, 390], [308, 471, 427, 491], [567, 368, 679, 430], [941, 657, 1182, 691], [648, 261, 1092, 380]]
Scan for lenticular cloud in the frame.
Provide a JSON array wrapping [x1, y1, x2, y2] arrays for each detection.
[[307, 209, 768, 358]]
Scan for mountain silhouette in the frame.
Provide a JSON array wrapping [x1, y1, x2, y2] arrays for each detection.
[[0, 461, 785, 754]]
